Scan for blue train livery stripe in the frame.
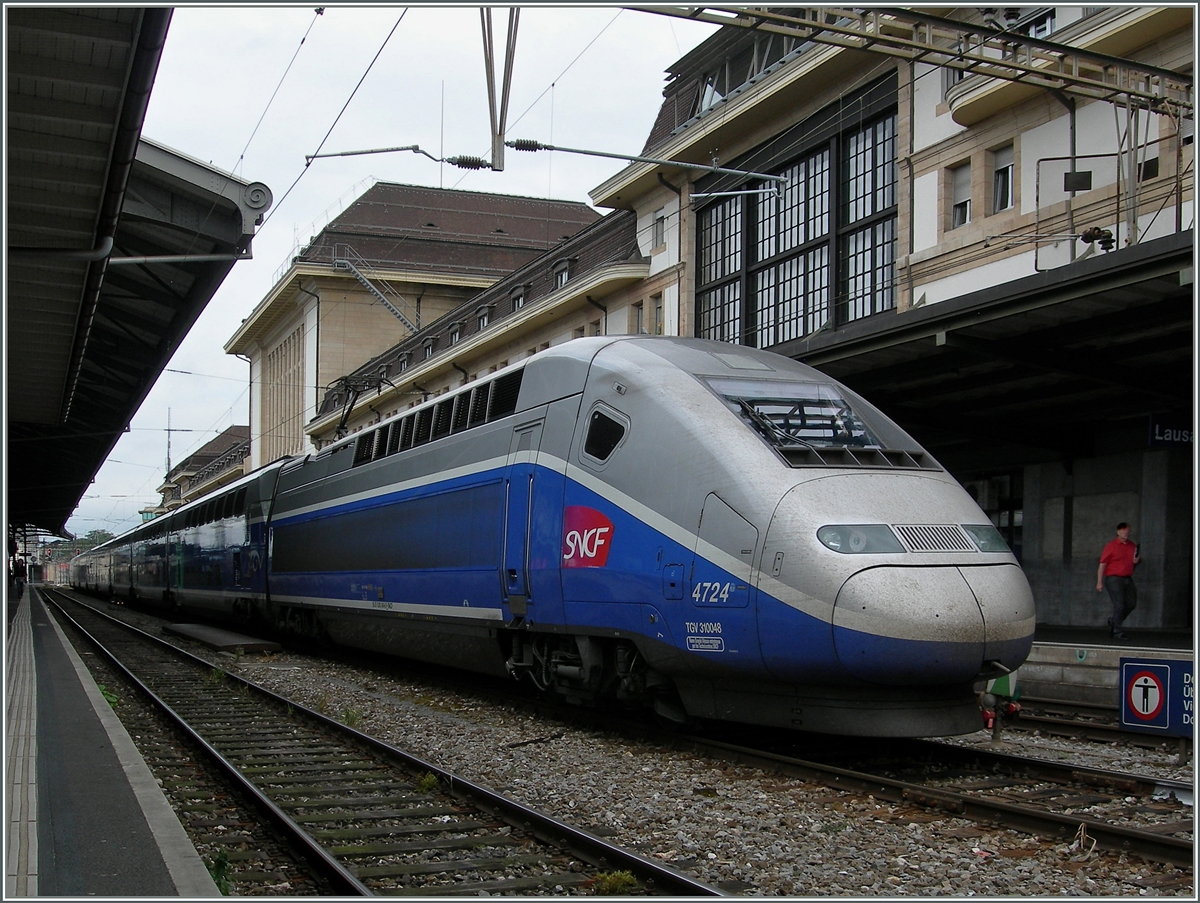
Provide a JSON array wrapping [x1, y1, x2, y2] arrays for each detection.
[[270, 593, 505, 622]]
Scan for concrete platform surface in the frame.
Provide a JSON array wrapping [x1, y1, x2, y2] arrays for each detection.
[[163, 621, 282, 653], [5, 588, 219, 897]]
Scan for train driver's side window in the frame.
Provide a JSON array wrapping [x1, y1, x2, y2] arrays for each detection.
[[582, 406, 627, 466]]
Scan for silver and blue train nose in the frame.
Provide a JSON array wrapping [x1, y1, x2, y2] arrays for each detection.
[[762, 473, 1036, 686], [832, 561, 1034, 684]]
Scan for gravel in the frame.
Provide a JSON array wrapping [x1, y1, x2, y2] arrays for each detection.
[[219, 648, 1194, 897]]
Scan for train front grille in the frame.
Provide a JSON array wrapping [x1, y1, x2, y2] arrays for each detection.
[[894, 524, 975, 553]]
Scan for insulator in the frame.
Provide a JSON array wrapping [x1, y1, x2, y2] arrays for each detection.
[[509, 139, 542, 152], [448, 156, 488, 170]]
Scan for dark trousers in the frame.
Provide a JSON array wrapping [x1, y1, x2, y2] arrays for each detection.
[[1104, 575, 1137, 629]]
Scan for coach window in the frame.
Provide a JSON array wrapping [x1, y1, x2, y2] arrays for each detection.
[[582, 405, 628, 466]]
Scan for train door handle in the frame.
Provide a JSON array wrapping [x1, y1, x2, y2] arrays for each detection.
[[507, 569, 518, 586]]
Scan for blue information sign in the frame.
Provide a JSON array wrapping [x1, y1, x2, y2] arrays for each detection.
[[1119, 658, 1193, 738]]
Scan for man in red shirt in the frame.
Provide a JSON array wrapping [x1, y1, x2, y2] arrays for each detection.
[[1096, 522, 1140, 640]]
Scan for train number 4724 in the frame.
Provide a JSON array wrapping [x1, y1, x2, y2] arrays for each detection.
[[692, 581, 733, 604]]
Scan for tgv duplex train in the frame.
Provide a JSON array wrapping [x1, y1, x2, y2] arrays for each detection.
[[73, 337, 1035, 737]]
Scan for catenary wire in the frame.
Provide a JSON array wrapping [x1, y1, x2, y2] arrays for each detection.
[[262, 10, 408, 229]]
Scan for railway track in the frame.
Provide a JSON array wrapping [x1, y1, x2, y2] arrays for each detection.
[[46, 587, 1192, 889], [994, 701, 1194, 756], [671, 730, 1193, 868], [43, 589, 719, 896]]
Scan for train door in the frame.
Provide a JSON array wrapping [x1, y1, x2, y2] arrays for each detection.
[[503, 420, 543, 618], [687, 494, 762, 668]]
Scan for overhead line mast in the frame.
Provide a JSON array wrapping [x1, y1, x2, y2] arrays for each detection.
[[481, 7, 520, 172]]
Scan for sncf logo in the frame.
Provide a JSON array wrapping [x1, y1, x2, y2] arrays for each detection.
[[562, 506, 614, 568]]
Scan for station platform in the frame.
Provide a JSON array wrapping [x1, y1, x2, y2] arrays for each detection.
[[1016, 623, 1194, 710], [5, 586, 219, 897]]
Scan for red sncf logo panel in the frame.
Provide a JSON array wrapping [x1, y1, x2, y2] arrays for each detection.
[[562, 506, 614, 568]]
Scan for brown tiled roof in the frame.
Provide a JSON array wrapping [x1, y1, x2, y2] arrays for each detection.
[[293, 182, 600, 279]]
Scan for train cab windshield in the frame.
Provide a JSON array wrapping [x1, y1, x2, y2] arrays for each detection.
[[707, 377, 916, 453]]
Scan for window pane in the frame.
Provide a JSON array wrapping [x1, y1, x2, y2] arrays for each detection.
[[698, 197, 742, 284], [584, 411, 626, 461], [841, 219, 895, 322], [756, 149, 830, 263], [697, 282, 741, 343], [803, 246, 830, 337], [993, 146, 1014, 212], [844, 116, 896, 224]]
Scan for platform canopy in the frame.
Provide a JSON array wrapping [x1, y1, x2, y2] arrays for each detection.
[[780, 230, 1194, 474], [6, 7, 272, 536]]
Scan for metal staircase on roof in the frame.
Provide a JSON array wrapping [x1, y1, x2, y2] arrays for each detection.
[[332, 244, 420, 334]]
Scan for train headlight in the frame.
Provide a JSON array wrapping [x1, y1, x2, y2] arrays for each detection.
[[817, 525, 905, 554], [962, 524, 1010, 553]]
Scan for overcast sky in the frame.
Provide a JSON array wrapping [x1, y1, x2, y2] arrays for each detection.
[[63, 4, 717, 539]]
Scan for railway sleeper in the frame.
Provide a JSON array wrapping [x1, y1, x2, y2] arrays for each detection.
[[902, 787, 967, 814], [353, 852, 558, 879], [391, 873, 594, 896]]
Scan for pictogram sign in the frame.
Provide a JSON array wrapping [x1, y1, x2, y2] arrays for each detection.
[[1120, 659, 1193, 738]]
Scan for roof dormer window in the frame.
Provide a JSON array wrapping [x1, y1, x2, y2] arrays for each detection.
[[553, 259, 573, 289]]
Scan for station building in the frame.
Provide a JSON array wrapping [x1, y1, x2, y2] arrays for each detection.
[[289, 7, 1193, 633], [141, 425, 251, 517], [224, 183, 598, 468]]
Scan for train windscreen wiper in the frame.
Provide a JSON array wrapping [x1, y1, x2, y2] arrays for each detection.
[[736, 398, 815, 448]]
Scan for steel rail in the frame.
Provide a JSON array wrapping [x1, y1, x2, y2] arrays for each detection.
[[911, 738, 1194, 798], [1008, 713, 1162, 746], [43, 591, 372, 896], [676, 734, 1193, 868], [44, 590, 721, 897]]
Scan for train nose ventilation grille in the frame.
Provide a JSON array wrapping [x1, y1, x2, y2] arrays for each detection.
[[894, 524, 975, 553], [777, 447, 939, 469]]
